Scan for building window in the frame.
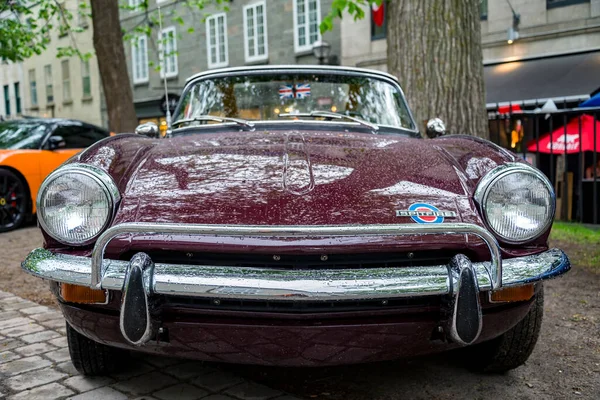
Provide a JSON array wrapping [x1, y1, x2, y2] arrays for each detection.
[[546, 0, 589, 9], [78, 0, 89, 28], [480, 0, 488, 20], [294, 0, 321, 53], [14, 82, 21, 114], [243, 1, 268, 62], [29, 69, 38, 107], [159, 26, 178, 78], [62, 60, 71, 102], [131, 35, 149, 84], [371, 2, 386, 40], [44, 64, 53, 104], [206, 13, 228, 69], [81, 60, 91, 97], [3, 85, 10, 116]]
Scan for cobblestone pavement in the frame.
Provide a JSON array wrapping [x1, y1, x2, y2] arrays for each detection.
[[0, 290, 301, 400]]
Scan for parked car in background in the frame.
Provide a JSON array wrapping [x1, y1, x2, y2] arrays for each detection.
[[0, 118, 109, 232], [22, 66, 569, 376]]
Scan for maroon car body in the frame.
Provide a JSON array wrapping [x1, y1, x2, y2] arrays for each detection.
[[23, 66, 569, 374]]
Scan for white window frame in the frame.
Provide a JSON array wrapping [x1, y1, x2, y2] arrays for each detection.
[[159, 26, 178, 78], [205, 13, 229, 69], [293, 0, 321, 53], [243, 1, 268, 63], [131, 35, 149, 84], [61, 59, 71, 102]]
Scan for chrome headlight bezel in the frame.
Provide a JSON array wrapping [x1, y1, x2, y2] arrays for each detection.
[[37, 163, 120, 246], [474, 162, 555, 244]]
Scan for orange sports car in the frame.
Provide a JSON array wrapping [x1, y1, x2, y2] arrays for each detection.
[[0, 118, 109, 232]]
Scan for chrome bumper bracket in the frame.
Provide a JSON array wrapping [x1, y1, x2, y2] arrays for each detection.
[[446, 254, 482, 345], [119, 253, 156, 346]]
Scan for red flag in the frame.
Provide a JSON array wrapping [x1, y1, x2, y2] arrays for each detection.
[[372, 3, 385, 27]]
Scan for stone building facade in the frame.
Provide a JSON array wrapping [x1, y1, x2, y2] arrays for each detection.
[[120, 0, 342, 132]]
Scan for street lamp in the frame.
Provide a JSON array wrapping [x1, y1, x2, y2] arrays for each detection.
[[312, 40, 331, 65], [506, 0, 520, 44]]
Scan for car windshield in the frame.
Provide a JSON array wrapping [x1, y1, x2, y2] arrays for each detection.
[[174, 72, 416, 131], [0, 121, 48, 150]]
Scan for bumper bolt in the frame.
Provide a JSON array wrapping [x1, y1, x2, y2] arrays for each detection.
[[212, 299, 221, 306], [381, 299, 388, 305], [321, 255, 328, 261], [407, 252, 414, 259], [273, 255, 281, 261]]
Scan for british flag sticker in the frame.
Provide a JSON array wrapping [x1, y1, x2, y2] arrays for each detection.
[[279, 84, 311, 99]]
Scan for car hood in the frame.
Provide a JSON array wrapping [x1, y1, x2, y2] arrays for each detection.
[[100, 130, 492, 227]]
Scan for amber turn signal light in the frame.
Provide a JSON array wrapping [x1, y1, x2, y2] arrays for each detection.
[[60, 283, 107, 304], [490, 284, 535, 303]]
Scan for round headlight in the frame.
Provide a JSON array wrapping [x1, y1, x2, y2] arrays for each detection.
[[38, 165, 119, 245], [475, 163, 555, 244]]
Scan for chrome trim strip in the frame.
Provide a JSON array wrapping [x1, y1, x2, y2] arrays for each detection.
[[22, 248, 569, 301], [90, 223, 503, 290]]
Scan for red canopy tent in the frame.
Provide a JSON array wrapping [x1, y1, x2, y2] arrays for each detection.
[[527, 114, 600, 153]]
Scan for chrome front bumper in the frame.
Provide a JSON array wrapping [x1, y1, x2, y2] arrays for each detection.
[[22, 246, 569, 300]]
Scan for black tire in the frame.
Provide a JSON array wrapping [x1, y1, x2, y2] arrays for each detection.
[[465, 287, 544, 373], [66, 322, 129, 376], [0, 169, 29, 233]]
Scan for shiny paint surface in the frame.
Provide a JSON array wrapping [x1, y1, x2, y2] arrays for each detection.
[[0, 148, 80, 214], [45, 127, 549, 259], [60, 293, 534, 366]]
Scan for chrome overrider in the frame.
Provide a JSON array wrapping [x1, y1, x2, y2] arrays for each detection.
[[22, 222, 570, 346]]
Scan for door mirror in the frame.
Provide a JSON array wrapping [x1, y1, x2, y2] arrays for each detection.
[[48, 135, 66, 149], [425, 118, 446, 139], [135, 122, 160, 138]]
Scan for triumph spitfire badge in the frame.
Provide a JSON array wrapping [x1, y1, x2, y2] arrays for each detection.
[[396, 203, 456, 224]]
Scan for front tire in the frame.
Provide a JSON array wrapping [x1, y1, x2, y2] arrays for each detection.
[[66, 322, 129, 376], [465, 287, 544, 373]]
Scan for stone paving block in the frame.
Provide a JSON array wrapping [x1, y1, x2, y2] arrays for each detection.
[[109, 361, 154, 380], [224, 382, 283, 400], [201, 395, 239, 400], [191, 371, 245, 392], [67, 386, 128, 400], [47, 336, 68, 348], [44, 347, 71, 363], [13, 342, 58, 357], [161, 361, 217, 380], [39, 318, 65, 329], [19, 306, 50, 316], [6, 367, 67, 391], [56, 361, 79, 376], [0, 338, 23, 351], [63, 375, 115, 392], [0, 351, 20, 364], [0, 301, 37, 311], [55, 327, 67, 335], [8, 382, 74, 400], [0, 290, 13, 298], [30, 311, 64, 322], [152, 383, 209, 400], [112, 371, 178, 395], [0, 311, 20, 321], [3, 323, 45, 338], [0, 317, 33, 330], [20, 330, 60, 344], [0, 355, 52, 376], [0, 296, 30, 305]]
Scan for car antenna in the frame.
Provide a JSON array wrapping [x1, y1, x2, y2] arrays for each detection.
[[157, 5, 172, 137]]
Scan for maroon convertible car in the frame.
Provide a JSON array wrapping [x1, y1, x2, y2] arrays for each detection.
[[22, 66, 569, 375]]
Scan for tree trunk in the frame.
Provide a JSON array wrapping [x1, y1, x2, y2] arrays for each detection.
[[90, 0, 137, 133], [387, 0, 488, 138]]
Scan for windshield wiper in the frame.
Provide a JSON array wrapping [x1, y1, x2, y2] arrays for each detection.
[[172, 115, 255, 129], [279, 110, 379, 132]]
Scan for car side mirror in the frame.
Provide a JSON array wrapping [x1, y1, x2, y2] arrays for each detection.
[[48, 135, 66, 149], [425, 118, 446, 139], [135, 122, 160, 138]]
